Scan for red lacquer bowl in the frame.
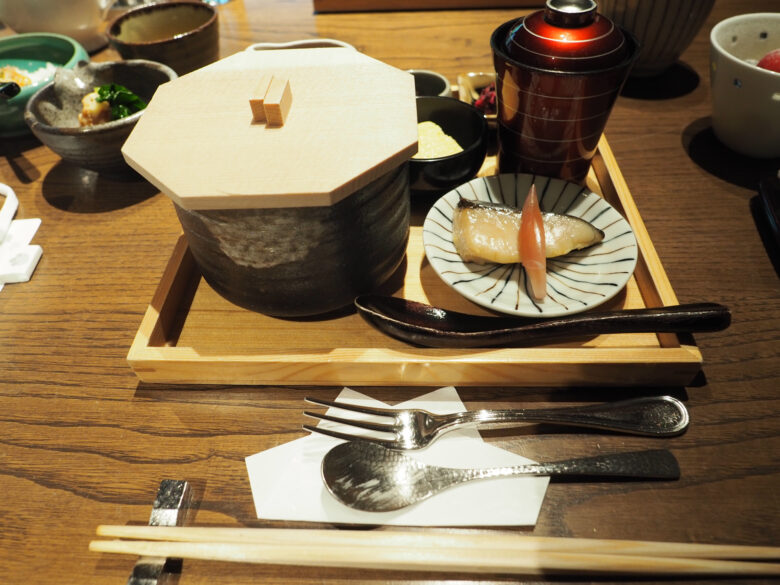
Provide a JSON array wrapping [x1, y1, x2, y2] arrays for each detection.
[[490, 0, 639, 182]]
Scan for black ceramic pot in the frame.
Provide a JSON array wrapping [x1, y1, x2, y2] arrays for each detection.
[[175, 163, 410, 317]]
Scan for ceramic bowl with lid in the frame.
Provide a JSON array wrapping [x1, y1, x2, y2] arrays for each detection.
[[122, 47, 417, 317]]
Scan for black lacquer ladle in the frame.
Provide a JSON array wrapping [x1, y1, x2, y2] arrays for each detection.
[[354, 294, 731, 348]]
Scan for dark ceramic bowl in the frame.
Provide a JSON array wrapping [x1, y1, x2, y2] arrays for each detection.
[[600, 0, 715, 77], [409, 96, 488, 195], [174, 164, 411, 317], [107, 1, 218, 76], [24, 60, 177, 173]]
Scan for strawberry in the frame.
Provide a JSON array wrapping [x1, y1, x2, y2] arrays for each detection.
[[757, 48, 780, 73]]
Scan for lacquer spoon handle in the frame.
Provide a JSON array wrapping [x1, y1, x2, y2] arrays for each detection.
[[354, 295, 731, 348], [496, 302, 731, 344]]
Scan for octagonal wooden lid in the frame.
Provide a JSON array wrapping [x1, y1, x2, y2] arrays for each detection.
[[121, 48, 418, 210]]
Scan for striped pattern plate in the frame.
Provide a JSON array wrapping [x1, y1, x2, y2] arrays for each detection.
[[422, 174, 638, 317]]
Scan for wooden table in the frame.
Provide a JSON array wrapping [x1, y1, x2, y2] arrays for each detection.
[[1, 1, 778, 583]]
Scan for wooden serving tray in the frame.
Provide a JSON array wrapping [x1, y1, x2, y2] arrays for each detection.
[[128, 137, 703, 387]]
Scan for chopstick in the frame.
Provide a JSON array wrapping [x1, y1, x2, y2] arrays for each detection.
[[91, 525, 780, 577], [95, 525, 780, 559]]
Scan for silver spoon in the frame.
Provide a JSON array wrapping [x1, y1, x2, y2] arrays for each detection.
[[322, 441, 680, 512], [354, 294, 731, 348]]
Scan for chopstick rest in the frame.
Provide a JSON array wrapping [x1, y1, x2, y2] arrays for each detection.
[[125, 480, 193, 585]]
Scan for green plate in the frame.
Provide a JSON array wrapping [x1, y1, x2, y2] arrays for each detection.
[[0, 33, 88, 137]]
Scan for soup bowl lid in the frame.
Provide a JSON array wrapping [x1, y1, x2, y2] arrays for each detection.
[[502, 0, 628, 72]]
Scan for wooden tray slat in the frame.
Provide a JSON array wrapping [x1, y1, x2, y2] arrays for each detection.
[[128, 137, 703, 387]]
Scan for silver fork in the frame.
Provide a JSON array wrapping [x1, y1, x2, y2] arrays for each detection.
[[303, 395, 689, 450]]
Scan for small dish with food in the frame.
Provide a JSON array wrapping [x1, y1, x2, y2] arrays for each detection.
[[710, 12, 780, 158], [423, 173, 638, 317], [24, 59, 176, 173], [457, 72, 497, 127], [0, 33, 89, 137], [409, 96, 488, 195]]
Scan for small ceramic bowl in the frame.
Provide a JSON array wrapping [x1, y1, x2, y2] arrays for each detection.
[[409, 96, 488, 195], [24, 60, 177, 173], [106, 1, 218, 76], [407, 69, 452, 97], [710, 13, 780, 158], [599, 0, 715, 77], [104, 0, 159, 23], [0, 33, 89, 137]]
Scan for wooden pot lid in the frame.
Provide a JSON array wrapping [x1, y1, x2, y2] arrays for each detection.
[[121, 48, 418, 210]]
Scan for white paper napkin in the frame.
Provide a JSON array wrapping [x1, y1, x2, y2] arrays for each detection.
[[245, 386, 549, 526]]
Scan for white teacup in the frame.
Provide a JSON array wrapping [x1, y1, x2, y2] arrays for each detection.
[[0, 0, 111, 52], [710, 13, 780, 159]]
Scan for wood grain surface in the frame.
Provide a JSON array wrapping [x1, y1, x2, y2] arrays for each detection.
[[1, 1, 778, 584]]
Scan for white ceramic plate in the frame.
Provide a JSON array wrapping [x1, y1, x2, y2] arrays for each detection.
[[422, 174, 638, 317]]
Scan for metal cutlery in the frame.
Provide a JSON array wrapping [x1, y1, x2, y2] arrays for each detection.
[[322, 441, 680, 512], [303, 395, 689, 450], [354, 294, 731, 348]]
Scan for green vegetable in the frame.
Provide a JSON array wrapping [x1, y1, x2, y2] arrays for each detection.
[[94, 83, 147, 120]]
